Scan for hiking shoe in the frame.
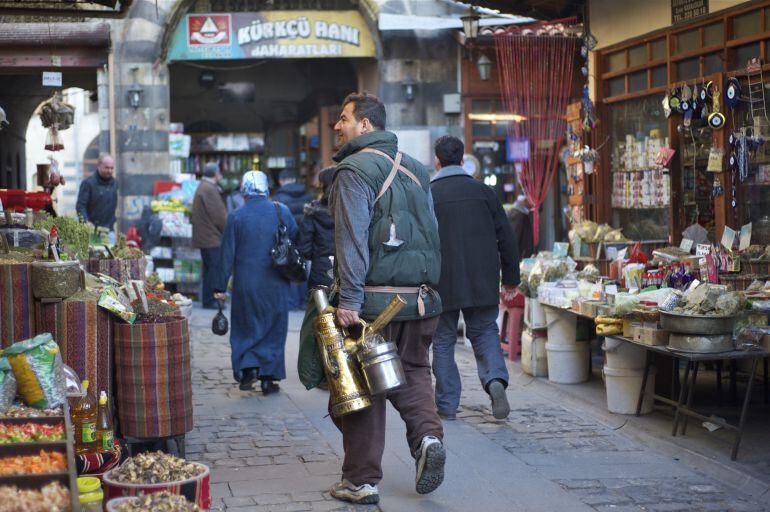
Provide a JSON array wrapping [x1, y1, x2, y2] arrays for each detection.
[[329, 479, 379, 504], [488, 379, 510, 420], [415, 436, 445, 494]]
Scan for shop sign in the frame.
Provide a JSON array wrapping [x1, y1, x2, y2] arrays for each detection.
[[506, 136, 529, 162], [42, 71, 62, 87], [671, 0, 708, 24], [168, 11, 375, 61]]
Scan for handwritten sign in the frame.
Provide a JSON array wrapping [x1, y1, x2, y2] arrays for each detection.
[[679, 238, 694, 253], [739, 223, 752, 252], [695, 244, 711, 257]]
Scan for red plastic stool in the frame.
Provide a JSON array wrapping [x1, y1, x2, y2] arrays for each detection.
[[499, 290, 525, 361]]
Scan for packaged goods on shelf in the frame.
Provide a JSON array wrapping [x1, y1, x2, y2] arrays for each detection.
[[611, 170, 670, 209]]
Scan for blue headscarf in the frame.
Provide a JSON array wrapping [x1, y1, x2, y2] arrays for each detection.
[[241, 170, 269, 197]]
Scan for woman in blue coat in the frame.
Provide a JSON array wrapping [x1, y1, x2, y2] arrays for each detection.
[[214, 171, 298, 394]]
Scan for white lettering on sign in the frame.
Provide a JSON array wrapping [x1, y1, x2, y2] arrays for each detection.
[[237, 16, 360, 47], [250, 43, 343, 58], [672, 0, 708, 24], [42, 71, 62, 87]]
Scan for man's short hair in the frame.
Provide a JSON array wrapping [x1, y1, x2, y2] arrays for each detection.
[[342, 92, 386, 130], [202, 162, 219, 178], [97, 152, 113, 165], [434, 136, 464, 167], [279, 169, 297, 182]]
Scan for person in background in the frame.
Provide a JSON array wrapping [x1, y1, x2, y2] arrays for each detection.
[[430, 135, 520, 421], [328, 92, 445, 505], [297, 167, 335, 290], [272, 168, 313, 310], [507, 194, 535, 261], [76, 152, 118, 230], [214, 171, 297, 394], [191, 162, 228, 310]]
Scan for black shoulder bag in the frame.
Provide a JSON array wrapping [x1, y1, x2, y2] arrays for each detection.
[[270, 202, 308, 282]]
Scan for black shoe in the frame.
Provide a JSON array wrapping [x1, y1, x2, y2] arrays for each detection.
[[239, 368, 258, 390], [487, 379, 510, 420], [233, 370, 242, 383], [260, 378, 280, 395]]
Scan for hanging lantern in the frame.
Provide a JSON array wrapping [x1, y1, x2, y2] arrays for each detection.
[[477, 54, 492, 81], [461, 6, 480, 42]]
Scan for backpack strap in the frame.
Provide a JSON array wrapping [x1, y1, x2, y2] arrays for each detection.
[[273, 202, 286, 229], [359, 148, 421, 201]]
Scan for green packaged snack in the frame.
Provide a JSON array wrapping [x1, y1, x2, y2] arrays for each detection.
[[0, 356, 17, 413], [98, 287, 137, 324], [5, 334, 65, 409]]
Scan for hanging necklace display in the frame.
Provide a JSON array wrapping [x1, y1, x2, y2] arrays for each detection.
[[737, 130, 749, 182], [680, 83, 692, 112], [708, 83, 726, 129], [712, 176, 724, 197], [725, 77, 741, 109], [663, 94, 672, 118], [669, 86, 682, 111], [701, 80, 711, 121]]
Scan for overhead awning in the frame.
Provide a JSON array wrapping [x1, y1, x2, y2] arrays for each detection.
[[0, 22, 111, 68], [378, 13, 533, 31], [0, 0, 132, 18]]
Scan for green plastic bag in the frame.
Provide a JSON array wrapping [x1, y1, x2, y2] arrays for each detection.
[[297, 300, 325, 390]]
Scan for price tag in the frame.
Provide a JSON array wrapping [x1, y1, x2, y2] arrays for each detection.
[[42, 71, 62, 87], [695, 244, 711, 256], [552, 242, 569, 258], [739, 223, 752, 251], [721, 226, 737, 251], [679, 238, 694, 253]]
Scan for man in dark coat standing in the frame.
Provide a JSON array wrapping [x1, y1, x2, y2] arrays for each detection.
[[430, 135, 520, 421], [507, 194, 535, 260], [191, 162, 228, 309], [272, 169, 313, 225], [76, 152, 118, 230]]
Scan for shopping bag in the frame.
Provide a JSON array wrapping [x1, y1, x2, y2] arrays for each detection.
[[211, 300, 229, 336], [297, 300, 325, 390]]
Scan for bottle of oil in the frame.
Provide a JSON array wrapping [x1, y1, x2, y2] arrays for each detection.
[[96, 391, 114, 451], [72, 380, 97, 454]]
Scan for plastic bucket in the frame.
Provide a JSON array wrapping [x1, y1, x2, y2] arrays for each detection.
[[521, 330, 548, 377], [545, 341, 589, 384], [603, 366, 655, 415], [602, 337, 646, 370], [525, 297, 547, 329], [543, 305, 577, 345]]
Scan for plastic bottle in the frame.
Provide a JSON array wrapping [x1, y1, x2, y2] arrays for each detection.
[[96, 391, 114, 452], [681, 262, 695, 290], [72, 380, 97, 454]]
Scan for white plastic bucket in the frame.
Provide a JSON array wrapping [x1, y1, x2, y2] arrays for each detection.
[[602, 337, 646, 370], [603, 366, 655, 415], [521, 330, 548, 377], [543, 305, 577, 345], [545, 341, 589, 384], [525, 297, 547, 329]]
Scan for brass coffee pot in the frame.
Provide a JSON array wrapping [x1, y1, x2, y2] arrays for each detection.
[[311, 288, 406, 417]]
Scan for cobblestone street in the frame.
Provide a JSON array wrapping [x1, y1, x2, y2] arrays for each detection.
[[186, 307, 769, 511]]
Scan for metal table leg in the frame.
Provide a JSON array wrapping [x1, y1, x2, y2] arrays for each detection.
[[672, 360, 691, 437], [636, 351, 652, 417], [732, 358, 759, 461], [730, 360, 738, 405], [763, 358, 768, 405], [681, 361, 699, 436], [716, 360, 723, 407]]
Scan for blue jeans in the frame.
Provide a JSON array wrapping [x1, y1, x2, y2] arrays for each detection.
[[200, 247, 221, 309], [431, 305, 509, 415]]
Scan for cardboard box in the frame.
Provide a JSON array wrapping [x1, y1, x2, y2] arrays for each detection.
[[638, 327, 669, 346]]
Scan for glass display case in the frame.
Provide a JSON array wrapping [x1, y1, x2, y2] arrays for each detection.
[[608, 96, 670, 241], [678, 123, 716, 241]]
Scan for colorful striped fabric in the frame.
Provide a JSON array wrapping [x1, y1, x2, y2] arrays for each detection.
[[76, 438, 126, 476], [85, 258, 146, 283], [113, 317, 193, 438], [0, 263, 35, 348], [36, 298, 113, 397]]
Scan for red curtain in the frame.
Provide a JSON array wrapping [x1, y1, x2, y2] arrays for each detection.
[[494, 32, 578, 246]]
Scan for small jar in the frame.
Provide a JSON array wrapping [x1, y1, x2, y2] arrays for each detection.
[[77, 476, 103, 512]]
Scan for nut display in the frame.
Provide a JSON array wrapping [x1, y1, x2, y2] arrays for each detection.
[[110, 452, 204, 484], [0, 404, 62, 418], [0, 481, 71, 512], [113, 491, 202, 512], [0, 450, 67, 476], [0, 422, 64, 443]]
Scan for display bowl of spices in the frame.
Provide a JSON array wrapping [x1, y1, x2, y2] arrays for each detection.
[[106, 491, 203, 511], [101, 452, 210, 509], [31, 260, 81, 299]]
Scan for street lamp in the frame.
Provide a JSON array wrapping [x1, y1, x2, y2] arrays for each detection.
[[461, 6, 480, 42], [127, 83, 143, 109], [477, 54, 492, 81], [402, 77, 416, 102]]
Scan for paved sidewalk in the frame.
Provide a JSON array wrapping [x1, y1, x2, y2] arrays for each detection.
[[186, 307, 768, 511]]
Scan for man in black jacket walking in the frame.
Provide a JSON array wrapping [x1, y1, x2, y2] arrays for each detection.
[[76, 152, 118, 230], [430, 136, 520, 421]]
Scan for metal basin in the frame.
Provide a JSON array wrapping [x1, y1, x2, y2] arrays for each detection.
[[659, 311, 736, 335], [668, 333, 734, 353]]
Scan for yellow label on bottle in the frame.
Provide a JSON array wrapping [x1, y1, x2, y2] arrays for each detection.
[[82, 422, 96, 443], [101, 431, 114, 450]]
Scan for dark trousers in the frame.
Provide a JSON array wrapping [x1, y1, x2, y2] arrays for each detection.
[[200, 247, 220, 309], [432, 306, 509, 416], [330, 316, 443, 486]]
